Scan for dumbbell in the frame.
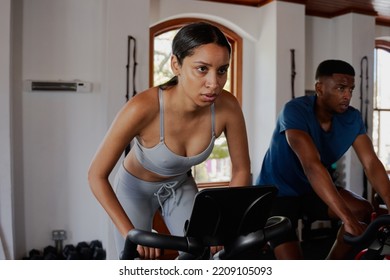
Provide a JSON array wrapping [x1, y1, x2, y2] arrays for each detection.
[[43, 245, 59, 260], [28, 248, 43, 260], [89, 240, 106, 260], [63, 240, 107, 260], [63, 241, 94, 260], [26, 247, 57, 260], [77, 241, 93, 260], [63, 244, 81, 260]]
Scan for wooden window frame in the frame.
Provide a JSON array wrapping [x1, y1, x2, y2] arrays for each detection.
[[149, 18, 243, 188], [376, 39, 390, 51]]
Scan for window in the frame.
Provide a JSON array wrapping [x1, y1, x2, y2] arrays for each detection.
[[150, 18, 242, 187], [373, 40, 390, 173]]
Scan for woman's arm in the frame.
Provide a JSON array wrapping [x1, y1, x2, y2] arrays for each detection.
[[221, 92, 251, 187], [88, 103, 139, 237], [88, 90, 162, 259], [88, 89, 157, 237]]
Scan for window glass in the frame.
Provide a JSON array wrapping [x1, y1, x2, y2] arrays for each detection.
[[375, 49, 390, 109], [373, 111, 390, 170], [373, 47, 390, 171]]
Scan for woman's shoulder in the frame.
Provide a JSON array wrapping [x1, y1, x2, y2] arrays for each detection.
[[216, 89, 241, 110], [131, 87, 159, 102], [127, 87, 159, 107], [122, 87, 160, 118]]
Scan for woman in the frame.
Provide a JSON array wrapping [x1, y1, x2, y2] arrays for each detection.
[[88, 22, 251, 259]]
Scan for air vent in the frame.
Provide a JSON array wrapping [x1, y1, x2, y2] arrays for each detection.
[[25, 80, 92, 92]]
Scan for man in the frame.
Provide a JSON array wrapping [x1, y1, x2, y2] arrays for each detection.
[[257, 59, 390, 259]]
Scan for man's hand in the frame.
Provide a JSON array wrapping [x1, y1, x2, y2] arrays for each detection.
[[343, 220, 367, 237]]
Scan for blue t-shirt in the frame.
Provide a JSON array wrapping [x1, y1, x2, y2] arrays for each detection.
[[256, 95, 366, 197]]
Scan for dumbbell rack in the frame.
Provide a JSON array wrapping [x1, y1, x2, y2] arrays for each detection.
[[24, 229, 106, 260]]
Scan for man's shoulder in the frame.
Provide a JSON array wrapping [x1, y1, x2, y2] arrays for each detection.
[[284, 95, 314, 113]]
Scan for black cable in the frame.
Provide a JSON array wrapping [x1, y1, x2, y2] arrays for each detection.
[[126, 36, 137, 102], [360, 56, 369, 130], [360, 56, 369, 199], [290, 49, 296, 99], [125, 36, 137, 156]]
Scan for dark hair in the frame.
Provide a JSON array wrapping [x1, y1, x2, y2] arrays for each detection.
[[160, 22, 231, 89], [315, 59, 355, 80]]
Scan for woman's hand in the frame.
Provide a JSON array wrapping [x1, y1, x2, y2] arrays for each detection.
[[210, 245, 224, 255], [137, 245, 162, 259]]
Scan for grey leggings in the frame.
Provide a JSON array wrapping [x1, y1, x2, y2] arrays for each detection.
[[113, 163, 198, 257]]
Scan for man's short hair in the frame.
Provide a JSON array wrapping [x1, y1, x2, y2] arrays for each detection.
[[315, 59, 355, 80]]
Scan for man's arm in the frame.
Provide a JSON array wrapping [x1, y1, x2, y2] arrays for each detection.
[[353, 134, 390, 213], [285, 129, 365, 235]]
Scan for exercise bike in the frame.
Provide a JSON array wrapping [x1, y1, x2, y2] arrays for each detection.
[[120, 185, 291, 260], [344, 214, 390, 260]]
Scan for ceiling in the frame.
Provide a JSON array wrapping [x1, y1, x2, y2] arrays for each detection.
[[199, 0, 390, 26]]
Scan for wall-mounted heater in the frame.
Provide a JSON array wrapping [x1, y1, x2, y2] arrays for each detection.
[[25, 80, 92, 93]]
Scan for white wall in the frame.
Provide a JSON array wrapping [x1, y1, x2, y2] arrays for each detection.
[[0, 0, 14, 260], [2, 0, 390, 259], [13, 0, 150, 259], [252, 2, 306, 180], [22, 0, 105, 248], [305, 16, 333, 90]]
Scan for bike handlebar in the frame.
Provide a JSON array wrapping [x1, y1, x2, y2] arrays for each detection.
[[343, 214, 390, 246], [120, 230, 205, 260], [120, 215, 291, 260], [214, 215, 291, 259]]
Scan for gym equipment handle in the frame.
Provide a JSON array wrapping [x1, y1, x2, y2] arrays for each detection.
[[120, 216, 291, 260], [343, 214, 390, 246], [214, 216, 291, 259], [120, 229, 204, 260]]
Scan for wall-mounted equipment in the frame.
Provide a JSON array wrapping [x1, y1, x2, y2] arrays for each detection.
[[25, 80, 92, 93]]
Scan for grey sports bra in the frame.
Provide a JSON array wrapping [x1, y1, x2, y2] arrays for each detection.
[[133, 88, 216, 177]]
